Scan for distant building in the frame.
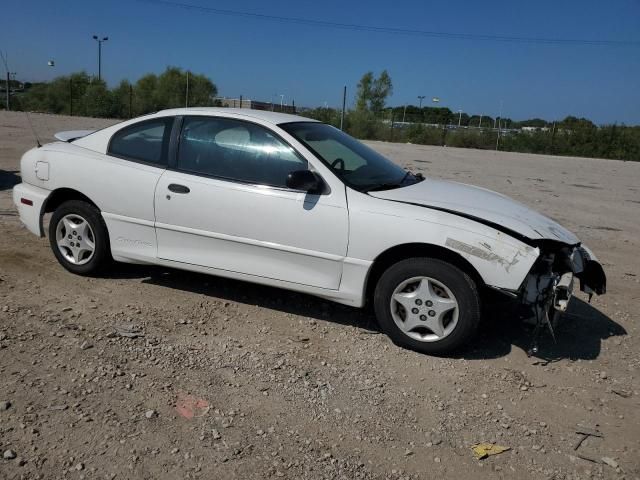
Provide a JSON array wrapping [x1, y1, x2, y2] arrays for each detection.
[[218, 97, 296, 114], [521, 126, 549, 133]]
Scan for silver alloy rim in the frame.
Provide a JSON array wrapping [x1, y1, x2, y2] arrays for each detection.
[[390, 276, 459, 342], [55, 214, 96, 266]]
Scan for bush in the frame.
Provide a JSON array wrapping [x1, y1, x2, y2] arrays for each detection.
[[404, 124, 445, 146], [445, 129, 496, 149]]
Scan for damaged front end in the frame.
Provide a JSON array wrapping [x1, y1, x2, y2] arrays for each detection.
[[519, 241, 606, 354]]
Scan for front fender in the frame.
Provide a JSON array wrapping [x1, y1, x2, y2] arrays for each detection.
[[348, 190, 540, 292]]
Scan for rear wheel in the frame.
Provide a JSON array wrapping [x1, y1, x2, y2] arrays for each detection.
[[49, 200, 110, 275], [374, 257, 480, 355]]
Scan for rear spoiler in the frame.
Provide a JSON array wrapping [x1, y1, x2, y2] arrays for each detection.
[[54, 130, 96, 142]]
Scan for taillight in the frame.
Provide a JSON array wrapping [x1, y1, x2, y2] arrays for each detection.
[[21, 198, 33, 206]]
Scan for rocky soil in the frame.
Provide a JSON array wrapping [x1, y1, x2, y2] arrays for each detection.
[[0, 111, 638, 479]]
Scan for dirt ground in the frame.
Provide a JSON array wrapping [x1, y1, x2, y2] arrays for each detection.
[[1, 111, 638, 480]]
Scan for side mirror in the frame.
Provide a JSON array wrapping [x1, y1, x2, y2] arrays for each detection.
[[286, 170, 323, 192]]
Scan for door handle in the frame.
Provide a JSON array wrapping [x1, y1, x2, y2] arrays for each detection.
[[168, 184, 190, 194]]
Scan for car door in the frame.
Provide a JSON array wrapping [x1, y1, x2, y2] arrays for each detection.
[[154, 115, 349, 290]]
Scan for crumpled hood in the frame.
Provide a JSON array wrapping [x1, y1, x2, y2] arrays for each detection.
[[368, 178, 580, 244]]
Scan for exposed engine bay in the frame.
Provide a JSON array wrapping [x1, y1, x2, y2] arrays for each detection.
[[519, 242, 606, 354]]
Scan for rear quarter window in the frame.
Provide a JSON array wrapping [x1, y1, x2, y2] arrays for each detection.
[[108, 117, 174, 166]]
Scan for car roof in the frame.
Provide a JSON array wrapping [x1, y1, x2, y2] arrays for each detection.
[[151, 107, 318, 126]]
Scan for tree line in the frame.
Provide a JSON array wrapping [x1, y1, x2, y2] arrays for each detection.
[[9, 67, 217, 118], [5, 67, 639, 161], [303, 71, 639, 161]]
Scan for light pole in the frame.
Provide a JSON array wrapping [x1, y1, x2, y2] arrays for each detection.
[[340, 85, 346, 131], [496, 100, 504, 150], [0, 50, 10, 111], [92, 35, 109, 82], [185, 70, 189, 108], [417, 95, 425, 109]]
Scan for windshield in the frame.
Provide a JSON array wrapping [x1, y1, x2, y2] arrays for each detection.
[[280, 122, 422, 192]]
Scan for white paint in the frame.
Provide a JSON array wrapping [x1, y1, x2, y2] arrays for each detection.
[[13, 108, 599, 308], [12, 183, 49, 236], [368, 177, 579, 244], [35, 161, 49, 181], [154, 169, 348, 289]]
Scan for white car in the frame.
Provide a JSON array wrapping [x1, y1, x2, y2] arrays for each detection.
[[12, 108, 606, 354]]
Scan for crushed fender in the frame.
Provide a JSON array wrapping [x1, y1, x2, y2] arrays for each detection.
[[471, 443, 511, 459]]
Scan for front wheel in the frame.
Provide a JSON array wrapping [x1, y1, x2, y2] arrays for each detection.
[[48, 200, 111, 275], [373, 258, 480, 355]]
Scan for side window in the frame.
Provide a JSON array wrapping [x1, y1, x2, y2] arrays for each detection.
[[108, 117, 173, 166], [177, 116, 307, 188]]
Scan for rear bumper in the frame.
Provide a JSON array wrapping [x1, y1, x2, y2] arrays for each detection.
[[12, 183, 50, 237]]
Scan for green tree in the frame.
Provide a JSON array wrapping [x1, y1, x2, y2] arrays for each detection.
[[184, 71, 217, 107], [78, 81, 113, 117], [132, 67, 218, 115], [304, 107, 340, 127], [132, 73, 159, 115], [355, 70, 393, 113], [370, 70, 393, 113], [20, 72, 92, 115], [155, 67, 187, 109], [355, 72, 374, 111], [111, 80, 133, 118]]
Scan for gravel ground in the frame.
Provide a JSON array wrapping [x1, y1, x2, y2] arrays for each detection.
[[0, 111, 638, 479]]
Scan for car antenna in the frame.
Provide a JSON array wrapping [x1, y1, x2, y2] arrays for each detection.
[[24, 111, 42, 148]]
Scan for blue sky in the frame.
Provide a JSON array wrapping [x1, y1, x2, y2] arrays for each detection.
[[2, 0, 639, 124]]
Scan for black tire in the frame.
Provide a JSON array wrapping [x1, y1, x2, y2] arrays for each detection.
[[48, 200, 111, 275], [373, 257, 480, 355]]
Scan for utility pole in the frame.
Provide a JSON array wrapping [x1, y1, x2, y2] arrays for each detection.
[[92, 35, 109, 81], [418, 95, 425, 109], [458, 110, 463, 127], [402, 104, 407, 123], [4, 71, 8, 111], [479, 114, 483, 128], [495, 100, 503, 150], [128, 84, 133, 118], [340, 85, 346, 131], [185, 71, 189, 108], [279, 94, 284, 110], [0, 51, 10, 111], [69, 79, 73, 116]]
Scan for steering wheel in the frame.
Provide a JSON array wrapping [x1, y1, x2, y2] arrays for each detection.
[[331, 158, 345, 171]]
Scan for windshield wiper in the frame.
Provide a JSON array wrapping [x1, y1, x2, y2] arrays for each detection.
[[399, 170, 411, 184], [363, 183, 404, 192], [363, 170, 424, 192]]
